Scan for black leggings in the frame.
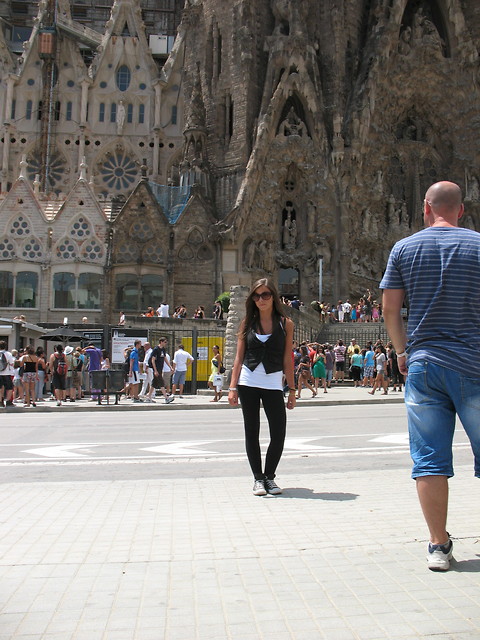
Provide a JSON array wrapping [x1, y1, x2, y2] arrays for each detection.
[[237, 385, 286, 480]]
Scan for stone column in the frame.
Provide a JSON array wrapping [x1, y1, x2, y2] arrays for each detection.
[[80, 79, 90, 126], [223, 285, 249, 376], [153, 81, 162, 129], [78, 127, 85, 169], [152, 130, 160, 179], [4, 75, 16, 123], [1, 123, 10, 192]]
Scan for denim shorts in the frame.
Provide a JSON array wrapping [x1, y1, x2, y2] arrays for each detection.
[[173, 370, 186, 385], [405, 360, 480, 479]]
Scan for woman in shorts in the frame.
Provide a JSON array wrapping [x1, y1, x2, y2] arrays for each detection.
[[208, 344, 224, 402], [21, 345, 38, 407]]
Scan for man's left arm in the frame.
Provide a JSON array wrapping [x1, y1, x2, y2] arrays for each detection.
[[382, 288, 408, 375]]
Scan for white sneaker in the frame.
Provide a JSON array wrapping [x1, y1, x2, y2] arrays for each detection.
[[253, 480, 267, 496], [165, 396, 175, 404], [427, 537, 453, 571], [264, 479, 282, 495]]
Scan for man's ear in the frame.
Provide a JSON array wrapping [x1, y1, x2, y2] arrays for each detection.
[[458, 203, 465, 220]]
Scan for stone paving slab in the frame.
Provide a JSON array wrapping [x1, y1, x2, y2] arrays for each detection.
[[0, 465, 479, 639]]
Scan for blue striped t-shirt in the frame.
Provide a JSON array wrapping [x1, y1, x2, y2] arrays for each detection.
[[380, 226, 480, 377]]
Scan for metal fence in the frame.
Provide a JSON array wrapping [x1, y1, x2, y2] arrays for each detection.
[[150, 327, 226, 393]]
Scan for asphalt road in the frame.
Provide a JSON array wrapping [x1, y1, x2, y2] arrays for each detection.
[[0, 403, 474, 484]]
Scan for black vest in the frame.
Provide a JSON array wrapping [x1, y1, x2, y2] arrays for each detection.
[[243, 319, 285, 373]]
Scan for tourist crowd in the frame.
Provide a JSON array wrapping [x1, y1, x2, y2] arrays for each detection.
[[292, 337, 403, 398]]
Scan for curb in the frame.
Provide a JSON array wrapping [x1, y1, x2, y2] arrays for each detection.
[[4, 395, 405, 413]]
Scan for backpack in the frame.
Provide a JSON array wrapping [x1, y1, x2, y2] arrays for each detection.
[[54, 353, 68, 376], [123, 351, 131, 375], [0, 351, 7, 372], [74, 355, 83, 372]]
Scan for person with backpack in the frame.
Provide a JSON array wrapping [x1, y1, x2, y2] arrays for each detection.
[[147, 337, 174, 404], [0, 340, 15, 407], [49, 344, 68, 406]]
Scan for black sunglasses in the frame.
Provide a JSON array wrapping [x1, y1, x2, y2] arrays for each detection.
[[252, 291, 272, 301]]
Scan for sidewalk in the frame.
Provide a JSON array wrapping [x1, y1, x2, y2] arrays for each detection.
[[5, 384, 405, 412], [0, 464, 479, 639]]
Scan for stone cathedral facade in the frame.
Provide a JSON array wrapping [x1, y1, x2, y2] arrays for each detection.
[[0, 0, 479, 325]]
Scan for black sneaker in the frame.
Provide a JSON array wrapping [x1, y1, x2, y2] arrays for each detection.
[[265, 479, 283, 495]]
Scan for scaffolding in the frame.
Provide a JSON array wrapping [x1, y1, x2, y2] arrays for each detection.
[[5, 0, 182, 37]]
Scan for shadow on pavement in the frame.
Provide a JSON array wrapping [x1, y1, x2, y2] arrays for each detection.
[[280, 488, 359, 501], [451, 556, 480, 572]]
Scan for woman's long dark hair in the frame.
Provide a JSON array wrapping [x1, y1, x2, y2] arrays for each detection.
[[241, 278, 285, 340]]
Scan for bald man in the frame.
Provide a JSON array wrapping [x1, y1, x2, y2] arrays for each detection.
[[380, 181, 480, 572]]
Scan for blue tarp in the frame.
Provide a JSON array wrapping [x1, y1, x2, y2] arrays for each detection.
[[148, 182, 191, 224]]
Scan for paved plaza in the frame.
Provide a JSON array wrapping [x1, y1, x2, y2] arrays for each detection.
[[0, 393, 479, 639]]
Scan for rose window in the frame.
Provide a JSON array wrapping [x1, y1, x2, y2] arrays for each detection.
[[27, 151, 66, 189], [56, 239, 78, 260], [116, 243, 138, 263], [142, 243, 164, 263], [0, 237, 15, 260], [10, 215, 31, 237], [82, 240, 104, 261], [100, 150, 138, 190], [69, 217, 92, 239], [22, 238, 43, 260], [130, 220, 153, 241]]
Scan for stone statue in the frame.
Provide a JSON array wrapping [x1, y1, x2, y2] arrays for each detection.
[[258, 239, 274, 272], [290, 219, 297, 248], [282, 210, 291, 247], [116, 101, 126, 135], [271, 0, 290, 35], [398, 26, 412, 56], [374, 170, 384, 195], [316, 237, 331, 271], [307, 200, 317, 234], [387, 194, 396, 224], [245, 239, 256, 269], [467, 174, 480, 201], [363, 208, 372, 235], [422, 18, 445, 55], [281, 107, 307, 137]]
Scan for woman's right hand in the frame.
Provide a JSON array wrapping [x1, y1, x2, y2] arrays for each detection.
[[228, 389, 238, 406]]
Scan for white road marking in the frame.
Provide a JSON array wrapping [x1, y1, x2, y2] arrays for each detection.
[[22, 444, 99, 458], [369, 434, 410, 445], [140, 441, 218, 456], [284, 438, 339, 452]]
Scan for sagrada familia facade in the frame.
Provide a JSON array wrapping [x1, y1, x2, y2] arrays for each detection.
[[0, 0, 479, 324]]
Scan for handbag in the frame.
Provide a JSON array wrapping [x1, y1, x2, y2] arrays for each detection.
[[219, 365, 226, 374]]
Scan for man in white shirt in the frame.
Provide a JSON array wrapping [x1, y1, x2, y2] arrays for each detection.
[[0, 341, 15, 407], [140, 342, 153, 400], [156, 302, 169, 317], [342, 300, 352, 322], [171, 343, 194, 398]]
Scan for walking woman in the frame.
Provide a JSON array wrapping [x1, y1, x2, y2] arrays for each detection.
[[208, 344, 223, 402], [228, 278, 296, 496], [368, 344, 389, 395], [312, 344, 328, 394]]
